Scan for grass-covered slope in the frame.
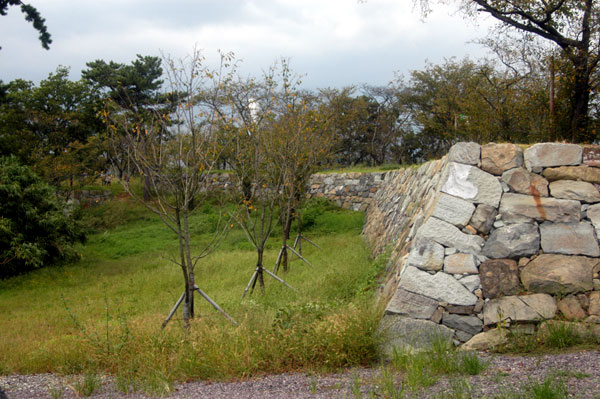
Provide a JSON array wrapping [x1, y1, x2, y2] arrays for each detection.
[[0, 196, 384, 393]]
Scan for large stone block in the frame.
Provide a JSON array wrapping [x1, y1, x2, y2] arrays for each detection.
[[380, 315, 454, 353], [481, 143, 523, 175], [462, 329, 508, 351], [442, 313, 483, 335], [540, 222, 600, 257], [483, 294, 557, 326], [385, 288, 438, 319], [557, 296, 587, 320], [398, 266, 478, 306], [431, 193, 475, 228], [543, 166, 600, 184], [479, 259, 521, 299], [587, 203, 600, 238], [417, 217, 485, 255], [524, 143, 582, 171], [458, 274, 481, 292], [447, 142, 480, 165], [443, 253, 478, 274], [469, 204, 497, 234], [549, 180, 600, 203], [502, 168, 549, 197], [482, 223, 540, 259], [405, 237, 445, 271], [441, 162, 503, 208], [521, 254, 597, 295], [589, 292, 600, 316], [499, 193, 580, 223]]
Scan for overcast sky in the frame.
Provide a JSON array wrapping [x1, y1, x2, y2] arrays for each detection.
[[1, 0, 495, 90]]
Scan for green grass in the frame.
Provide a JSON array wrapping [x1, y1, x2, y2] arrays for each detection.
[[497, 321, 600, 354], [0, 197, 382, 393], [389, 336, 489, 392]]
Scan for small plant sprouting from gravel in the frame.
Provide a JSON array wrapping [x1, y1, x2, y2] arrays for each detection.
[[72, 373, 101, 397], [458, 351, 489, 376]]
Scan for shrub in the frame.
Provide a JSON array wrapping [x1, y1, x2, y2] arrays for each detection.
[[0, 156, 85, 277]]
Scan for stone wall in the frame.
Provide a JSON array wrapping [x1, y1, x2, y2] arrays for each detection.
[[207, 172, 387, 211], [363, 142, 600, 352], [307, 172, 387, 211]]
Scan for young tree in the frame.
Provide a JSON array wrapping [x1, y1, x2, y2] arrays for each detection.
[[267, 92, 334, 273], [105, 50, 236, 328]]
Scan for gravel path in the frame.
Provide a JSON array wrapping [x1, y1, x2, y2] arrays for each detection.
[[2, 351, 599, 398]]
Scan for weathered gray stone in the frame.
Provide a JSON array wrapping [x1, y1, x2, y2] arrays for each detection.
[[442, 313, 483, 335], [380, 315, 454, 353], [521, 254, 597, 295], [502, 168, 549, 197], [587, 204, 600, 238], [455, 330, 474, 342], [589, 292, 600, 316], [557, 296, 587, 320], [499, 193, 581, 223], [417, 217, 485, 255], [524, 143, 583, 171], [431, 193, 476, 228], [481, 143, 523, 175], [483, 294, 557, 326], [444, 253, 478, 274], [399, 266, 478, 306], [583, 145, 600, 167], [462, 328, 508, 351], [543, 166, 600, 184], [540, 222, 600, 257], [470, 204, 497, 234], [385, 288, 439, 319], [459, 275, 481, 292], [479, 259, 520, 299], [405, 238, 445, 272], [447, 142, 481, 165], [483, 223, 540, 259], [549, 180, 600, 203], [446, 304, 475, 314], [441, 162, 503, 208]]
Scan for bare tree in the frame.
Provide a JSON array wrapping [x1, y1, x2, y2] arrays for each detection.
[[105, 49, 236, 328]]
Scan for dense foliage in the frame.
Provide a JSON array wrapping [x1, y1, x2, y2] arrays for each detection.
[[0, 156, 84, 277]]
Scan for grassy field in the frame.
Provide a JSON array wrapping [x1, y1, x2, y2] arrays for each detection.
[[0, 196, 384, 393]]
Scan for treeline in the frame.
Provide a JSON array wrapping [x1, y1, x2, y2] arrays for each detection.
[[2, 56, 598, 190], [0, 51, 598, 277]]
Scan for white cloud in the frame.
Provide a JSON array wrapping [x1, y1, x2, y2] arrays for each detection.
[[0, 0, 493, 88]]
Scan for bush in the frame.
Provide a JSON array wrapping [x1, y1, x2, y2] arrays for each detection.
[[0, 156, 85, 277]]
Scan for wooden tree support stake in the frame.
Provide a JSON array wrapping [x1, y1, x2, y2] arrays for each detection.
[[162, 287, 238, 328], [162, 292, 185, 329], [194, 285, 238, 326], [293, 234, 321, 250], [243, 266, 297, 299]]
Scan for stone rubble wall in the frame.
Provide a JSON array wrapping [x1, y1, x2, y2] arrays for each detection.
[[307, 172, 387, 211], [207, 172, 387, 211], [363, 142, 600, 352]]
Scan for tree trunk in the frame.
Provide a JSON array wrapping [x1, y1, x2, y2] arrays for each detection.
[[569, 55, 591, 143], [143, 172, 152, 201], [281, 211, 292, 272], [256, 249, 265, 290]]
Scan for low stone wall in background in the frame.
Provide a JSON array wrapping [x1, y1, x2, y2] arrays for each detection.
[[363, 142, 600, 352], [207, 171, 387, 211], [307, 172, 387, 211]]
